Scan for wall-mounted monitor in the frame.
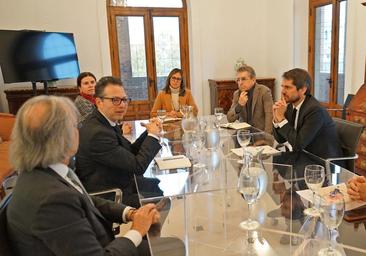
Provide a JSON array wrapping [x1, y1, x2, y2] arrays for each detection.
[[0, 29, 80, 83]]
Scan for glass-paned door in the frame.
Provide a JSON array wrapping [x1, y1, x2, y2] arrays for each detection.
[[313, 4, 332, 103], [116, 16, 149, 101], [107, 4, 189, 120], [309, 0, 347, 112], [153, 16, 181, 91]]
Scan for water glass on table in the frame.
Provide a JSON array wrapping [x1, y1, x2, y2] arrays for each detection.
[[214, 107, 224, 128], [318, 190, 345, 256], [304, 164, 325, 216]]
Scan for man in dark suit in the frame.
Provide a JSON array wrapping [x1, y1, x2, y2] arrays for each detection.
[[227, 65, 273, 134], [272, 68, 342, 177], [6, 95, 161, 255], [76, 76, 163, 208]]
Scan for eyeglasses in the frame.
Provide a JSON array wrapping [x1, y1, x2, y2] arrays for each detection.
[[101, 96, 131, 106], [171, 76, 182, 81], [236, 77, 252, 83]]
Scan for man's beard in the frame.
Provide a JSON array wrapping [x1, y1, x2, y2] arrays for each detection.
[[284, 94, 300, 104]]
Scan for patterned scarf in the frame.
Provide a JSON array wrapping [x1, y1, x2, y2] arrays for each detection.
[[80, 92, 96, 104]]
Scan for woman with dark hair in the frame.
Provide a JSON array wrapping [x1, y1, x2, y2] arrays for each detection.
[[151, 68, 198, 118], [74, 72, 97, 124]]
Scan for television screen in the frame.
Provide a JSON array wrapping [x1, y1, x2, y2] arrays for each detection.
[[0, 30, 80, 83]]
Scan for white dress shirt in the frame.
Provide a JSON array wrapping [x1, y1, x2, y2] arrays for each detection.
[[99, 110, 159, 141], [49, 163, 142, 247], [273, 98, 305, 151]]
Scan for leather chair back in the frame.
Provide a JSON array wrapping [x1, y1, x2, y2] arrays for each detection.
[[333, 117, 364, 171], [0, 193, 14, 256]]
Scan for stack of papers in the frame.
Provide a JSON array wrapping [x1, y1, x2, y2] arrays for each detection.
[[220, 122, 251, 130], [231, 145, 280, 157], [163, 117, 181, 123], [155, 155, 191, 170], [296, 183, 366, 211]]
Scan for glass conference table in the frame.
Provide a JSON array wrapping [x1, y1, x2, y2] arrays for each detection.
[[129, 118, 366, 255]]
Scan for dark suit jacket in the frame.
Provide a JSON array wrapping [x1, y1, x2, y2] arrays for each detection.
[[273, 95, 342, 159], [6, 167, 139, 256], [227, 84, 273, 134], [76, 109, 162, 192]]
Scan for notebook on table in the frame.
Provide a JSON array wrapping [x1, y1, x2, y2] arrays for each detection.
[[155, 155, 191, 170], [220, 122, 251, 130], [231, 145, 280, 157]]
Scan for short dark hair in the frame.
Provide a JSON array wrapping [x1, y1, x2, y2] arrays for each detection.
[[236, 65, 256, 78], [282, 68, 312, 95], [163, 68, 186, 96], [77, 72, 96, 87], [95, 76, 123, 98]]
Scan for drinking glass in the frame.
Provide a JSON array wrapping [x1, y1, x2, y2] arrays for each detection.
[[318, 190, 345, 256], [157, 109, 167, 135], [237, 169, 261, 230], [237, 129, 251, 148], [214, 107, 224, 128], [180, 105, 189, 118], [304, 165, 325, 216]]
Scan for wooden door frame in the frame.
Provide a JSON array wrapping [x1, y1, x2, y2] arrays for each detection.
[[106, 1, 190, 120], [308, 0, 344, 110], [106, 2, 190, 90]]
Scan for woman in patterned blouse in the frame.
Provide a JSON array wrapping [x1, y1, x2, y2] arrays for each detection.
[[74, 72, 97, 124]]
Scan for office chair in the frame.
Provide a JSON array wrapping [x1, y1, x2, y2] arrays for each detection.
[[90, 189, 123, 235], [0, 193, 14, 256], [326, 118, 364, 172]]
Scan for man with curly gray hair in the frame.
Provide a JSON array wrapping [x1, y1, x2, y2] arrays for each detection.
[[6, 95, 163, 255]]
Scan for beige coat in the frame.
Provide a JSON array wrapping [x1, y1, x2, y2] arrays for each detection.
[[151, 89, 198, 117], [227, 83, 273, 134]]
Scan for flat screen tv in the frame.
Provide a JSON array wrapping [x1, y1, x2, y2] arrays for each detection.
[[0, 30, 80, 83]]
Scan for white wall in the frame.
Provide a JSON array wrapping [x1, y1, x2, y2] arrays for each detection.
[[188, 0, 270, 115], [293, 0, 309, 69], [345, 0, 366, 96], [265, 0, 294, 100], [0, 0, 109, 112]]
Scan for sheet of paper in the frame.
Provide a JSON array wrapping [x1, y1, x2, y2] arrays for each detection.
[[231, 145, 280, 157], [155, 155, 191, 170], [220, 122, 251, 130], [296, 183, 366, 211], [164, 117, 181, 123]]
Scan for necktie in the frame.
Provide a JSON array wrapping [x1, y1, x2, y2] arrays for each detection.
[[291, 108, 297, 129], [66, 168, 94, 206], [112, 125, 122, 135]]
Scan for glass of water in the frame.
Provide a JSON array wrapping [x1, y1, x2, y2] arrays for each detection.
[[318, 190, 345, 256], [237, 169, 261, 230], [214, 107, 224, 128], [157, 109, 167, 135], [304, 165, 325, 216], [237, 129, 251, 149]]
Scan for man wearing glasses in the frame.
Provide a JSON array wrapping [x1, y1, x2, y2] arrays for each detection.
[[76, 76, 163, 208], [227, 65, 273, 134]]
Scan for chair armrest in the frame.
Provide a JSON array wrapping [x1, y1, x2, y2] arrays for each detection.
[[325, 154, 358, 174], [326, 154, 359, 163], [89, 188, 123, 204]]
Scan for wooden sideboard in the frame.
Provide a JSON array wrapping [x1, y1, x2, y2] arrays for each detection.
[[347, 60, 366, 174], [4, 87, 79, 114], [208, 78, 275, 114]]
